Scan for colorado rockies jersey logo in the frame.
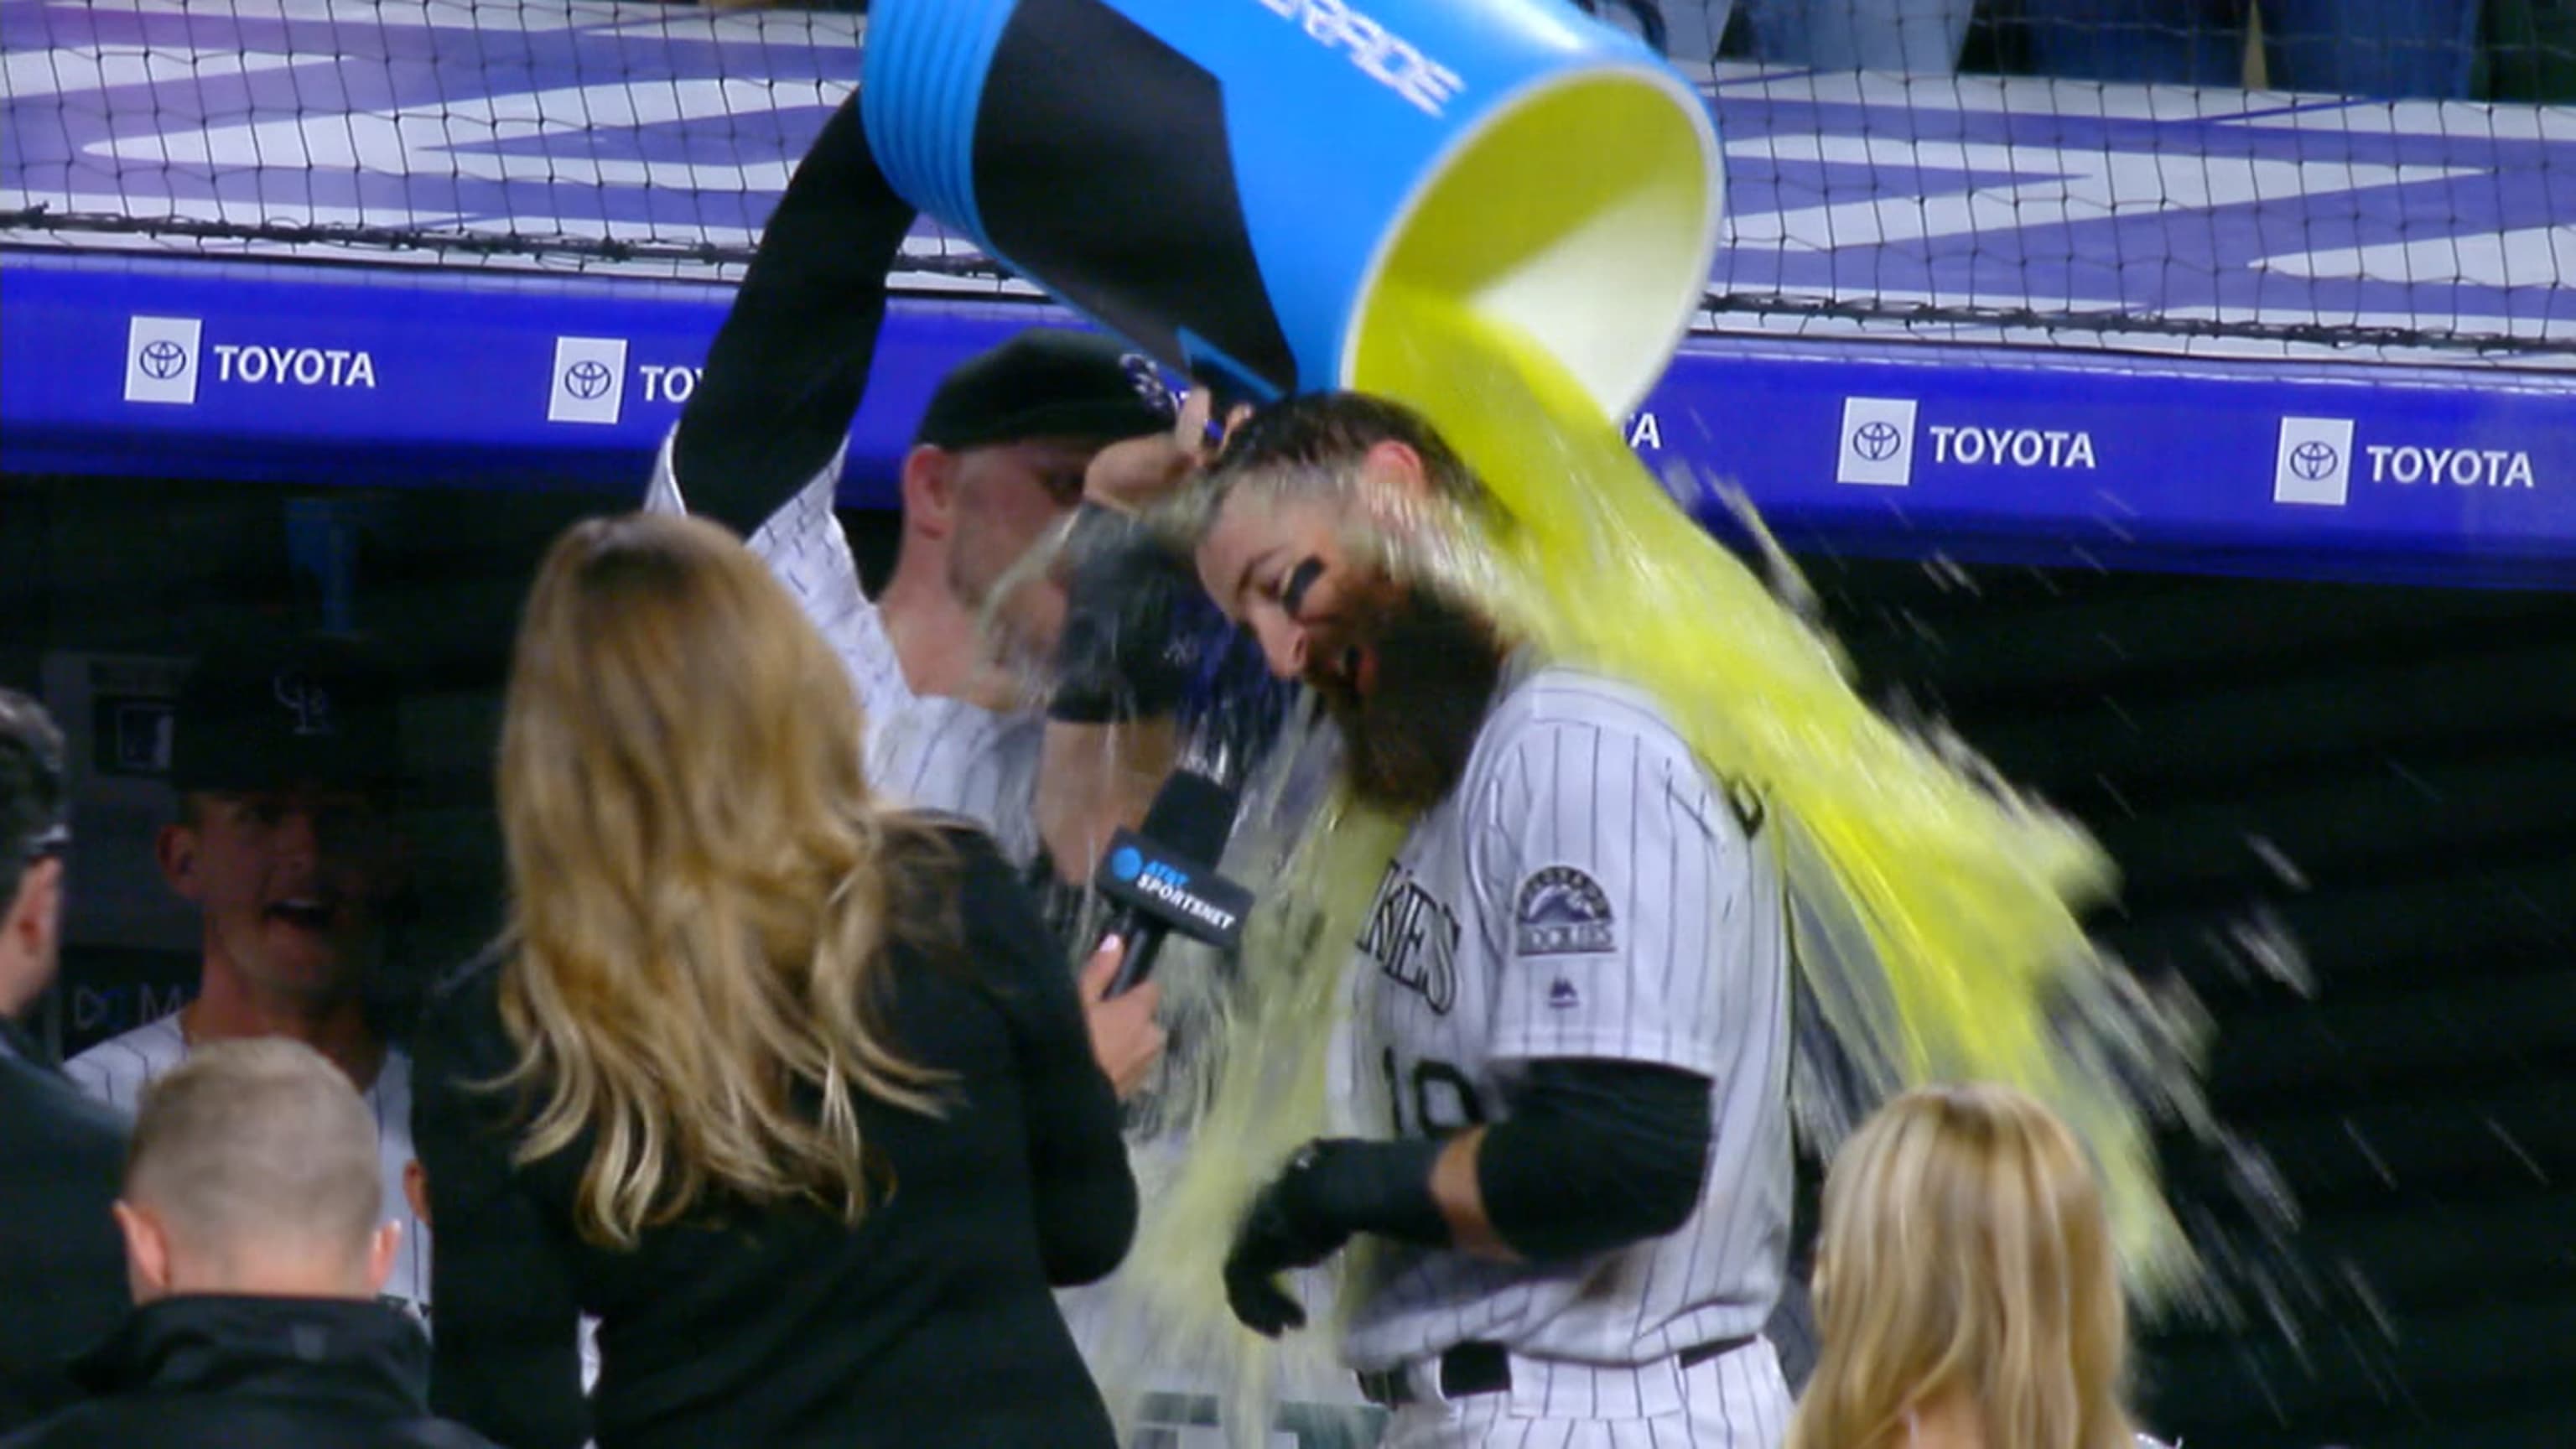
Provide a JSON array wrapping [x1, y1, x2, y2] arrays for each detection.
[[1513, 865, 1616, 956]]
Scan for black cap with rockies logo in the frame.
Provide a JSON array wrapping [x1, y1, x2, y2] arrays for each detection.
[[913, 329, 1179, 453], [169, 636, 403, 797]]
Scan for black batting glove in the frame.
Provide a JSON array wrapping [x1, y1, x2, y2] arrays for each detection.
[[1223, 1137, 1447, 1337], [1224, 1142, 1353, 1337]]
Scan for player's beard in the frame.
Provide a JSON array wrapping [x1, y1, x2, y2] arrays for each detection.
[[1309, 581, 1504, 816]]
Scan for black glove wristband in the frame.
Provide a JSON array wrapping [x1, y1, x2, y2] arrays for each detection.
[[1048, 502, 1200, 724], [1299, 1137, 1452, 1248], [1223, 1136, 1449, 1337]]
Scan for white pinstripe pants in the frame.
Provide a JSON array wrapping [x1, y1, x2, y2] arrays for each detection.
[[1379, 1338, 1791, 1449]]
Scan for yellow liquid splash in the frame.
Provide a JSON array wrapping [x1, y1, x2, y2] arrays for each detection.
[[1353, 280, 2207, 1300], [1094, 286, 2213, 1449]]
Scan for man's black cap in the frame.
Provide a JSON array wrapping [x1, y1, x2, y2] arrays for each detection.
[[169, 636, 402, 797], [914, 329, 1178, 453]]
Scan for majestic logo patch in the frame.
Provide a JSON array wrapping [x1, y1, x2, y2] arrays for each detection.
[[1514, 866, 1615, 957]]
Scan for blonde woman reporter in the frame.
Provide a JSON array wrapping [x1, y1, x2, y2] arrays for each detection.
[[412, 515, 1159, 1449], [1786, 1084, 2146, 1449]]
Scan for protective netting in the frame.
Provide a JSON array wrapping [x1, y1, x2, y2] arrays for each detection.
[[4, 0, 2571, 356]]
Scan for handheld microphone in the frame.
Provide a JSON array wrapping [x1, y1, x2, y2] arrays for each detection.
[[1096, 741, 1254, 998]]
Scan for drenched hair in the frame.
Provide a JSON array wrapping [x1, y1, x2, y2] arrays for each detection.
[[1190, 390, 1493, 529], [127, 1039, 383, 1270], [1787, 1083, 2134, 1449], [0, 688, 66, 912], [497, 512, 956, 1248]]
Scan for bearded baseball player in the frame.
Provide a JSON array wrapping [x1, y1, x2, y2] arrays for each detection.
[[1197, 393, 1795, 1448]]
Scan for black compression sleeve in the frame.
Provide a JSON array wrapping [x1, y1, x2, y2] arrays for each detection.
[[671, 93, 920, 537], [1475, 1059, 1712, 1263]]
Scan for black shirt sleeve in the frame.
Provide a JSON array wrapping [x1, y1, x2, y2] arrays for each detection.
[[1475, 1058, 1713, 1263], [0, 1046, 131, 1434], [958, 838, 1139, 1286], [670, 91, 921, 536], [411, 963, 590, 1449]]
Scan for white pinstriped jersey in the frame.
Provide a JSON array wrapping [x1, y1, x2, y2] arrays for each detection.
[[66, 1015, 430, 1320], [646, 442, 1044, 866], [1338, 664, 1792, 1373]]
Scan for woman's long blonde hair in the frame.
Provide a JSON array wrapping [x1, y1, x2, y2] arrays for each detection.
[[1786, 1083, 2134, 1449], [497, 512, 952, 1248]]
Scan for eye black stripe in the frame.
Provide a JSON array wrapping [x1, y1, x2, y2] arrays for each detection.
[[1280, 555, 1325, 617]]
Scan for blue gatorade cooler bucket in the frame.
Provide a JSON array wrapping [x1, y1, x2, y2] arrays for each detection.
[[860, 0, 1721, 420]]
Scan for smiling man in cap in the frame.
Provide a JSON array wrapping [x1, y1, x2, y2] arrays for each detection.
[[65, 636, 428, 1325]]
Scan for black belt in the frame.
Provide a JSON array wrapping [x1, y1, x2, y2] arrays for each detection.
[[1355, 1334, 1756, 1409]]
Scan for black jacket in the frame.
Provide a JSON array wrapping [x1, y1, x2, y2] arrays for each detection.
[[0, 1020, 130, 1432], [414, 825, 1137, 1449], [0, 1296, 500, 1449]]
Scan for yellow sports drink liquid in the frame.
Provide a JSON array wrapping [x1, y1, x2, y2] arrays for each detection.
[[1349, 280, 2205, 1306], [1106, 262, 2210, 1449], [1107, 288, 2213, 1449]]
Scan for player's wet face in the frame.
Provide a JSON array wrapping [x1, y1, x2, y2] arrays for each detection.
[[1198, 486, 1501, 813], [166, 787, 396, 1002], [943, 437, 1096, 656], [1196, 488, 1359, 682]]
